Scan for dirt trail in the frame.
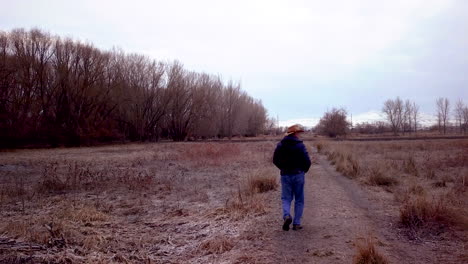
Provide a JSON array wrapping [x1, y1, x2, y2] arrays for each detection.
[[257, 151, 464, 263]]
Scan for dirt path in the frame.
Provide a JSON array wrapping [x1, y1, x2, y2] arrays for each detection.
[[255, 151, 465, 263]]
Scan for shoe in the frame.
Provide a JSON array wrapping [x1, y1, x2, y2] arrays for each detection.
[[282, 216, 292, 231], [292, 224, 303, 231]]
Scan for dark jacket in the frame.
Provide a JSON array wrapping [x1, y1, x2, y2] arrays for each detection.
[[273, 135, 311, 175]]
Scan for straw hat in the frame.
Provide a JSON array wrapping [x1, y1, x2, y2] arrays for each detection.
[[286, 124, 305, 135]]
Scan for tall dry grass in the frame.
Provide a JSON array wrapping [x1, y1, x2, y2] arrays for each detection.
[[199, 235, 234, 254], [325, 149, 361, 178], [353, 237, 389, 264], [399, 196, 453, 228], [366, 166, 398, 186], [0, 142, 278, 262], [318, 139, 468, 233], [247, 169, 278, 194]]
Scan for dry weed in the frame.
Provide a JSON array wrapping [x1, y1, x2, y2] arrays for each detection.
[[403, 156, 419, 177], [199, 235, 234, 254], [367, 167, 398, 186], [57, 204, 108, 223], [3, 217, 72, 247], [408, 185, 426, 196], [82, 234, 106, 250], [234, 254, 257, 264], [184, 143, 241, 166], [321, 139, 468, 231], [0, 142, 278, 262], [337, 154, 360, 178], [35, 162, 67, 193], [316, 142, 323, 153], [399, 196, 452, 228], [247, 170, 278, 194], [325, 148, 361, 178], [216, 190, 267, 220], [353, 237, 389, 264]]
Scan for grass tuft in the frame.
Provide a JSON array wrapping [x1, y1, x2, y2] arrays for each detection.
[[199, 236, 234, 254], [353, 237, 389, 264], [399, 196, 452, 228], [408, 185, 426, 196], [403, 156, 419, 177], [316, 143, 323, 153], [367, 167, 398, 186], [247, 171, 278, 194]]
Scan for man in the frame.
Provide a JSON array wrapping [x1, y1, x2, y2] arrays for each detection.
[[273, 124, 311, 231]]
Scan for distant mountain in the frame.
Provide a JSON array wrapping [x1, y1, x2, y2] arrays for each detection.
[[279, 110, 438, 129]]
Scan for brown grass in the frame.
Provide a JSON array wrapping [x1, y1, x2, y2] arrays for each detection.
[[219, 190, 267, 220], [319, 139, 468, 232], [326, 150, 361, 178], [247, 170, 278, 194], [57, 204, 109, 223], [403, 156, 419, 177], [3, 217, 75, 246], [2, 200, 109, 249], [0, 142, 280, 262], [184, 143, 242, 166], [367, 167, 398, 186], [33, 160, 157, 196], [199, 235, 234, 254], [316, 142, 323, 153], [353, 237, 389, 264], [399, 196, 453, 228], [408, 185, 426, 196]]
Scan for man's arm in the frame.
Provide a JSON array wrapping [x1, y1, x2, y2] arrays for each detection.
[[273, 143, 282, 170], [300, 143, 312, 173]]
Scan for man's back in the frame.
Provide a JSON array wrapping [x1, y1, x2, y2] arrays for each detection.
[[273, 135, 311, 176]]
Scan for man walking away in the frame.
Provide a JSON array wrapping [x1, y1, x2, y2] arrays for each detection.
[[273, 124, 311, 231]]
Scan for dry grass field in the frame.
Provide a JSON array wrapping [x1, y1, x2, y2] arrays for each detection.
[[317, 139, 468, 236], [1, 138, 467, 263], [0, 142, 279, 263]]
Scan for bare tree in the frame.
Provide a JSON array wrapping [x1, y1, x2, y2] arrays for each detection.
[[265, 117, 278, 135], [165, 61, 193, 141], [412, 101, 420, 133], [436, 97, 450, 134], [316, 107, 349, 137], [246, 99, 267, 136], [0, 31, 15, 143], [463, 106, 468, 134], [382, 97, 403, 135], [221, 81, 242, 139], [455, 99, 465, 134], [403, 99, 413, 133]]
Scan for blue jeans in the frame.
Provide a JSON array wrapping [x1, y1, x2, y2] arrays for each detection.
[[281, 172, 305, 225]]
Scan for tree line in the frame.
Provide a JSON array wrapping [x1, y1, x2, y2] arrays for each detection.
[[0, 29, 268, 147], [382, 97, 420, 135], [383, 96, 468, 135], [315, 97, 468, 137]]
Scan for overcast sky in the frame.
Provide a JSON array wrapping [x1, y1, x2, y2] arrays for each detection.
[[1, 0, 467, 125]]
